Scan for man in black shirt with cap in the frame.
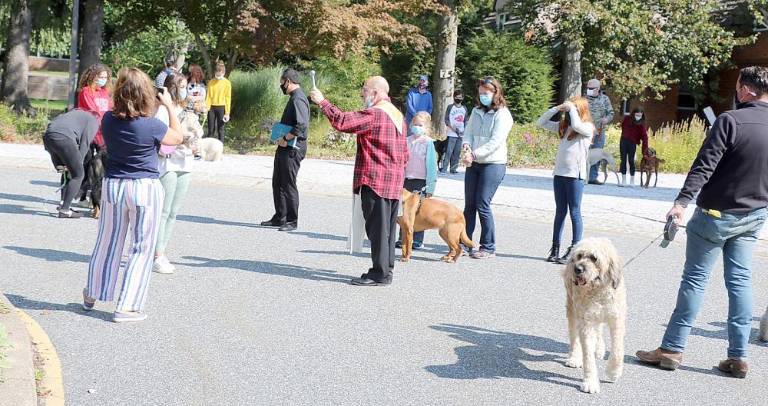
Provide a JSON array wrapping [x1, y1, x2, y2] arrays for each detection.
[[261, 68, 310, 231]]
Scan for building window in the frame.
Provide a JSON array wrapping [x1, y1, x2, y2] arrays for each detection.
[[677, 88, 697, 121], [621, 99, 631, 116], [496, 12, 508, 31]]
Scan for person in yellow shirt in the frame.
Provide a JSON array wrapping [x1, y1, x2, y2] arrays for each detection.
[[205, 62, 232, 142]]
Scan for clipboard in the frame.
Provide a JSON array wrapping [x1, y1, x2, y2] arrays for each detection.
[[271, 123, 298, 148]]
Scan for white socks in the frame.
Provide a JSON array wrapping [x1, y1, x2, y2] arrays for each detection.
[[620, 174, 626, 187]]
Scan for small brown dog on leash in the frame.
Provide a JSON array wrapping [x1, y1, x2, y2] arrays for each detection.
[[639, 148, 664, 188], [397, 188, 475, 263]]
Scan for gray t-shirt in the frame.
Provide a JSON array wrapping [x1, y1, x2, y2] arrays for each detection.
[[46, 109, 99, 157]]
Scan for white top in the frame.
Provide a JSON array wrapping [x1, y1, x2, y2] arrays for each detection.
[[404, 135, 430, 179], [462, 107, 514, 165], [155, 105, 202, 174], [537, 107, 595, 180], [447, 104, 467, 138]]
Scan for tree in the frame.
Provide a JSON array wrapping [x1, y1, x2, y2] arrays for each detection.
[[431, 0, 459, 138], [513, 0, 761, 101], [2, 0, 35, 115], [78, 0, 105, 77]]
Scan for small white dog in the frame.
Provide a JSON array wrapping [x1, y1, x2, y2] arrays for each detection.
[[587, 149, 620, 185], [759, 307, 768, 342], [198, 138, 224, 162], [562, 238, 626, 394]]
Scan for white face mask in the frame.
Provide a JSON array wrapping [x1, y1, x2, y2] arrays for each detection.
[[634, 113, 643, 121], [587, 88, 598, 97], [215, 73, 224, 80]]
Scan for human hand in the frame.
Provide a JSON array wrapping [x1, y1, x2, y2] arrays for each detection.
[[223, 115, 230, 123], [157, 87, 173, 106], [601, 117, 610, 125], [666, 204, 685, 226], [309, 89, 325, 104], [278, 137, 288, 148]]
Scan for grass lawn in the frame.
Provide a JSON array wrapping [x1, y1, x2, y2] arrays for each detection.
[[30, 99, 67, 112]]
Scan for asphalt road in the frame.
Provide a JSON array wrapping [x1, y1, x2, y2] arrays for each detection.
[[1, 164, 768, 406]]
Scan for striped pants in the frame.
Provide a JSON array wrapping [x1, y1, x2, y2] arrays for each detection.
[[86, 178, 164, 312]]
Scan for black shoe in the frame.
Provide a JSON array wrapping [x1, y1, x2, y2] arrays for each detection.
[[278, 222, 297, 232], [412, 242, 424, 250], [546, 243, 560, 262], [395, 241, 403, 249], [260, 219, 284, 227], [450, 171, 459, 174], [350, 277, 391, 286], [58, 210, 84, 218], [556, 245, 574, 265], [588, 180, 602, 185]]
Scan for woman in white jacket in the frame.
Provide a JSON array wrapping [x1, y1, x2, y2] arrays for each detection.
[[153, 73, 204, 274], [462, 77, 514, 259], [536, 97, 595, 264]]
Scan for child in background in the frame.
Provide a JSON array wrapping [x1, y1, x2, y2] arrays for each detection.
[[396, 111, 438, 250]]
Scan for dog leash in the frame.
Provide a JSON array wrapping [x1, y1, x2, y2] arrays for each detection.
[[623, 232, 664, 269]]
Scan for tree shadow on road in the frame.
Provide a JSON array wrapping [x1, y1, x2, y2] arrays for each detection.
[[29, 180, 61, 188], [424, 323, 581, 389], [288, 231, 348, 242], [176, 214, 256, 228], [0, 203, 55, 217], [5, 293, 113, 321], [178, 256, 352, 284], [3, 245, 90, 263], [0, 192, 55, 205], [686, 319, 765, 346]]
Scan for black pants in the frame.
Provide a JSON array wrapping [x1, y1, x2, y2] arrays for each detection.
[[399, 178, 426, 244], [435, 139, 447, 171], [619, 137, 637, 176], [207, 106, 226, 142], [442, 136, 462, 173], [43, 132, 84, 211], [360, 186, 398, 283], [271, 147, 304, 224]]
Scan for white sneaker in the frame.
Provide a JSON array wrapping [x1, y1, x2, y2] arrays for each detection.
[[153, 255, 175, 274], [629, 176, 636, 188], [619, 174, 626, 187]]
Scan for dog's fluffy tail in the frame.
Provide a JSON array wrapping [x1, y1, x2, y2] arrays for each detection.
[[460, 226, 475, 248]]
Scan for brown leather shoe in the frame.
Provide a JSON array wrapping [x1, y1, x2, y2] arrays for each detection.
[[718, 358, 748, 379], [636, 347, 683, 370]]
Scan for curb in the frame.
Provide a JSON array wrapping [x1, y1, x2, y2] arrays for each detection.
[[17, 310, 65, 406], [0, 293, 37, 406]]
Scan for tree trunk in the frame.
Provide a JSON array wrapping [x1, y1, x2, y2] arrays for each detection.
[[193, 32, 213, 79], [173, 43, 189, 72], [559, 37, 582, 102], [431, 0, 459, 140], [2, 0, 35, 115], [78, 0, 104, 78]]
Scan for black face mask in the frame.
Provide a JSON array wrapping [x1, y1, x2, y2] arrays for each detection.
[[280, 81, 289, 95], [454, 99, 463, 104]]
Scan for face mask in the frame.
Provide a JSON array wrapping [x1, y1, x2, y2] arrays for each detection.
[[410, 125, 425, 136], [280, 81, 289, 95], [96, 78, 107, 88], [363, 96, 374, 108], [587, 89, 598, 97], [479, 94, 493, 107], [454, 99, 463, 104], [215, 74, 224, 80], [634, 114, 643, 121], [179, 89, 188, 100]]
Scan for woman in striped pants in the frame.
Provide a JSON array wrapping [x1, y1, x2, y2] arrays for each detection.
[[83, 68, 182, 322]]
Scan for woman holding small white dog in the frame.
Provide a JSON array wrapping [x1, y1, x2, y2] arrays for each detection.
[[537, 97, 595, 264], [153, 73, 204, 274]]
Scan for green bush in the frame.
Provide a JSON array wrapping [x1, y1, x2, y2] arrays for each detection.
[[458, 30, 555, 124], [302, 54, 381, 111], [0, 103, 50, 143], [648, 118, 706, 173], [507, 122, 560, 168], [227, 67, 289, 153]]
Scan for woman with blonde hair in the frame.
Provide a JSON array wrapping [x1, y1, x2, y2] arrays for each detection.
[[83, 68, 183, 322], [396, 111, 438, 250], [537, 97, 595, 263]]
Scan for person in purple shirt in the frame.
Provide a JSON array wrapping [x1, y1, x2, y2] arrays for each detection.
[[405, 75, 433, 126], [82, 67, 182, 323]]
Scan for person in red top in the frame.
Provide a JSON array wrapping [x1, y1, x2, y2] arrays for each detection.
[[77, 64, 113, 150], [619, 107, 649, 187], [309, 76, 409, 286]]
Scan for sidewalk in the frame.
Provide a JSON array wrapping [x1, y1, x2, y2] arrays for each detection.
[[0, 293, 36, 406], [0, 142, 746, 242]]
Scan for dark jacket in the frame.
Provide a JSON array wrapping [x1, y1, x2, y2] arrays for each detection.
[[279, 88, 310, 152], [44, 109, 99, 159], [675, 101, 768, 213]]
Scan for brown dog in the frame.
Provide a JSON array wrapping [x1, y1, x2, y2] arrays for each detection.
[[397, 188, 475, 263], [639, 148, 664, 188]]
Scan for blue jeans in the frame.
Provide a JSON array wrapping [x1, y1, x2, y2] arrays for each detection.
[[588, 130, 606, 182], [661, 207, 767, 359], [441, 136, 462, 173], [552, 176, 584, 246], [464, 163, 506, 252]]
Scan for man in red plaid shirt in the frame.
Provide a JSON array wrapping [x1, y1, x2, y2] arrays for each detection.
[[310, 76, 409, 286]]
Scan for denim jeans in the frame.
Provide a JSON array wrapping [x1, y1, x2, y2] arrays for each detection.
[[441, 136, 462, 173], [464, 163, 506, 252], [588, 129, 606, 182], [552, 176, 584, 246], [661, 207, 767, 359]]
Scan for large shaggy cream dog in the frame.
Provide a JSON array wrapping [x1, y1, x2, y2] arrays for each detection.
[[562, 238, 626, 394], [198, 138, 224, 162]]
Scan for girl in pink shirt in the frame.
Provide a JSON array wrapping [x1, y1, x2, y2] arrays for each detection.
[[78, 64, 113, 149]]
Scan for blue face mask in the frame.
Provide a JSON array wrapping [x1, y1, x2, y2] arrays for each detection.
[[96, 78, 107, 88], [179, 89, 188, 100], [479, 94, 493, 107], [410, 125, 425, 136]]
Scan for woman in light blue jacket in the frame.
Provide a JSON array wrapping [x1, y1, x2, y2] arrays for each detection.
[[462, 77, 514, 259]]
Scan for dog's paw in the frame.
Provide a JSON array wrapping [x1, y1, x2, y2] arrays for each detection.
[[399, 257, 410, 263], [565, 357, 583, 369], [606, 364, 623, 382], [441, 255, 455, 263], [580, 378, 600, 394]]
